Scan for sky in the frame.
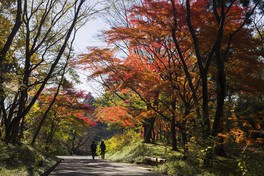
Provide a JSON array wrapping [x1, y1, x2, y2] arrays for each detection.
[[72, 18, 110, 97]]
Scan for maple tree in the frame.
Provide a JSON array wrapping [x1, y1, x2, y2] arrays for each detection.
[[76, 0, 263, 161], [78, 12, 195, 151], [25, 85, 96, 151]]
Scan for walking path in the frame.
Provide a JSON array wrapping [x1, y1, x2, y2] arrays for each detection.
[[49, 156, 165, 176]]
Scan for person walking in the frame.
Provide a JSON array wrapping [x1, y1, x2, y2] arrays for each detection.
[[90, 141, 97, 159], [100, 141, 106, 159]]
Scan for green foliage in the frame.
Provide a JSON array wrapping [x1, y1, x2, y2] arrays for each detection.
[[0, 141, 59, 176], [105, 133, 263, 176], [155, 160, 202, 176], [237, 149, 264, 176]]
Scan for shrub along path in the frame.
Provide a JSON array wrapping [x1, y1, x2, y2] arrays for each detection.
[[49, 156, 165, 176]]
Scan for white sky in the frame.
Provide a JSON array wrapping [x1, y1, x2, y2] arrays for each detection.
[[72, 18, 109, 97]]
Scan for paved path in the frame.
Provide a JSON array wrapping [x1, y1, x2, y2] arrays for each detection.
[[49, 156, 165, 176]]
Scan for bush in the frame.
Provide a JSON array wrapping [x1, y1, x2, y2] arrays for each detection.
[[155, 160, 203, 176], [237, 149, 264, 176], [0, 141, 59, 176], [105, 129, 141, 154]]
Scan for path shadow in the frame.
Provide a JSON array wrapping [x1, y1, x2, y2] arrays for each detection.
[[49, 157, 163, 176]]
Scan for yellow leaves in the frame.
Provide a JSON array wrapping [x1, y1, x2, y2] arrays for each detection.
[[0, 14, 13, 46], [105, 130, 140, 153], [30, 52, 41, 65], [185, 112, 196, 121]]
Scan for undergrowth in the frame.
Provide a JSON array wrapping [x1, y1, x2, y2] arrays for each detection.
[[0, 141, 59, 176], [104, 130, 264, 176]]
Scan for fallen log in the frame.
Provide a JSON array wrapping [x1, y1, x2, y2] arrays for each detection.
[[144, 156, 166, 165]]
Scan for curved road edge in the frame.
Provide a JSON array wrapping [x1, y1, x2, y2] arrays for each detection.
[[41, 159, 62, 176]]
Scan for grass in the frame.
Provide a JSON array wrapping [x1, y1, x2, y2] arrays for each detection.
[[0, 141, 59, 176], [106, 140, 202, 175], [105, 137, 264, 176]]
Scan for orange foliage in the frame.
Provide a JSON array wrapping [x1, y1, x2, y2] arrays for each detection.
[[38, 88, 96, 126], [95, 106, 136, 127], [72, 0, 263, 142]]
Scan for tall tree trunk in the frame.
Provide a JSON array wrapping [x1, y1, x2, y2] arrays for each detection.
[[201, 73, 210, 135], [5, 92, 26, 143], [211, 0, 226, 156], [0, 0, 22, 65], [212, 61, 225, 136], [18, 116, 26, 141], [8, 118, 21, 144], [179, 122, 188, 158], [0, 1, 22, 122], [171, 115, 178, 151], [5, 26, 31, 143], [152, 128, 155, 143], [212, 57, 226, 156], [159, 121, 163, 140]]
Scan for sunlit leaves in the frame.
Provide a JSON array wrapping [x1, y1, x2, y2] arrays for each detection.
[[95, 106, 135, 127], [74, 0, 264, 150]]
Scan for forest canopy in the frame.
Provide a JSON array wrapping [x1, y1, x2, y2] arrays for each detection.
[[0, 0, 263, 175]]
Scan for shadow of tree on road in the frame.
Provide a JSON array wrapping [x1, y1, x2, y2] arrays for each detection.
[[49, 158, 163, 176]]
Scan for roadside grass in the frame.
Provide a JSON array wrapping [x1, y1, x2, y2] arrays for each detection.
[[104, 132, 264, 176], [106, 140, 238, 175], [106, 140, 204, 175], [0, 141, 59, 176]]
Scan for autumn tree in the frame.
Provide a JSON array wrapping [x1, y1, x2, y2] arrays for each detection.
[[77, 0, 263, 158], [26, 86, 96, 152], [76, 29, 197, 151]]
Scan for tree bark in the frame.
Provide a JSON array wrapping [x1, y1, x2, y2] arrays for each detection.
[[171, 115, 178, 151], [143, 117, 155, 143], [212, 61, 225, 136], [0, 0, 22, 65]]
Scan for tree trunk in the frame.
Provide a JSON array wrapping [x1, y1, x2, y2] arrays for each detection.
[[0, 0, 22, 65], [143, 117, 155, 143], [152, 128, 155, 143], [171, 115, 178, 151], [1, 0, 24, 143], [5, 114, 21, 143], [201, 73, 211, 135], [8, 118, 21, 144], [179, 122, 188, 157], [212, 56, 226, 156], [212, 60, 225, 136], [18, 116, 26, 141], [159, 121, 163, 140]]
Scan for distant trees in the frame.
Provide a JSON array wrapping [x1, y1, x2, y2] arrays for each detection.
[[27, 88, 96, 152]]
